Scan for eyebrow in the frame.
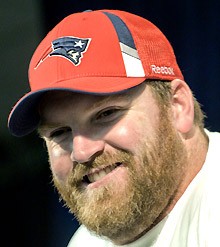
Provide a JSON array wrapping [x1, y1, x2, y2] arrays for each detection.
[[84, 92, 131, 113], [37, 124, 59, 136], [38, 115, 70, 135]]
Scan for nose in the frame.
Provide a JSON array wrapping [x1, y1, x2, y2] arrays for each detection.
[[70, 135, 105, 164]]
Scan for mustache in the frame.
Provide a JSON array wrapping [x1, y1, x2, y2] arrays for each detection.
[[68, 150, 133, 184]]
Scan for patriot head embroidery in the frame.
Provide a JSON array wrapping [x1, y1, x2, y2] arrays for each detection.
[[50, 36, 91, 66], [34, 36, 91, 69]]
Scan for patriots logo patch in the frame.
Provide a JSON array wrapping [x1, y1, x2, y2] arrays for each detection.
[[50, 36, 91, 66], [34, 36, 91, 69]]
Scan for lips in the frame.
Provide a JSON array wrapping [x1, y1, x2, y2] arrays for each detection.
[[83, 163, 122, 183]]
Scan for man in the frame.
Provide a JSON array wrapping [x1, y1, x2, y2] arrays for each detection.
[[8, 10, 220, 247]]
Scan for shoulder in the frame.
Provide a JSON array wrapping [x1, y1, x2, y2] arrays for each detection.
[[204, 130, 220, 181], [194, 130, 220, 244], [67, 225, 113, 247], [191, 131, 220, 206]]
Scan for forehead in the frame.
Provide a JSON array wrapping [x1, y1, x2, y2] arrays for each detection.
[[39, 83, 147, 114], [40, 90, 126, 107]]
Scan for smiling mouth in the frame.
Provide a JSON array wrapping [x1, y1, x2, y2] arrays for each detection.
[[83, 162, 122, 184]]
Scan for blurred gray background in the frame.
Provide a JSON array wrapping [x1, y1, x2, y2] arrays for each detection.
[[1, 0, 220, 246]]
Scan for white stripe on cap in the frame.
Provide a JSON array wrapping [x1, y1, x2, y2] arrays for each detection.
[[120, 43, 145, 77]]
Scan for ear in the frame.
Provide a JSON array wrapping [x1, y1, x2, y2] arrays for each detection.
[[170, 79, 194, 134]]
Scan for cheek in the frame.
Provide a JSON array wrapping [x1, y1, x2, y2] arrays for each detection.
[[48, 147, 73, 184], [45, 137, 73, 183], [106, 120, 143, 152], [105, 112, 159, 154]]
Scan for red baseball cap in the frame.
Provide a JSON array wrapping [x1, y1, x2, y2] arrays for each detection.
[[8, 9, 183, 137]]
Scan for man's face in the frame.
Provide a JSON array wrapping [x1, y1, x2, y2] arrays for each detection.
[[39, 84, 187, 243]]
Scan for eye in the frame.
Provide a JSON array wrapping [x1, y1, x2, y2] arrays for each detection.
[[95, 107, 123, 123], [50, 127, 71, 140]]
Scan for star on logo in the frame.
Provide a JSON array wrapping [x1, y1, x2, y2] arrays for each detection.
[[74, 40, 84, 48]]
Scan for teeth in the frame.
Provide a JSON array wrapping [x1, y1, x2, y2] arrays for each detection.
[[87, 165, 118, 183], [105, 167, 112, 174]]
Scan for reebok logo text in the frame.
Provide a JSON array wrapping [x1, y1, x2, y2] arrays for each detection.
[[151, 65, 174, 75]]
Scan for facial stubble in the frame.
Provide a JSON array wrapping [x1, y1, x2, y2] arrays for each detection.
[[52, 113, 187, 242]]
